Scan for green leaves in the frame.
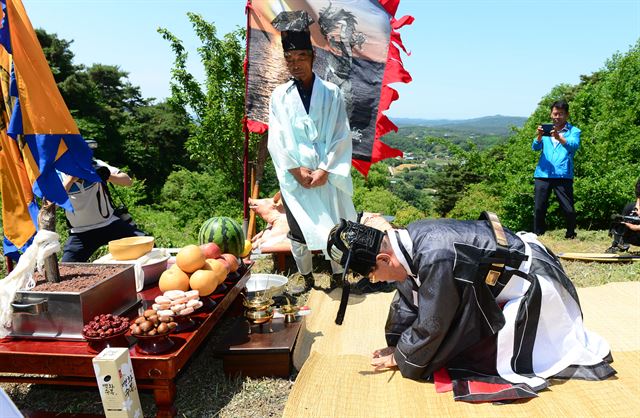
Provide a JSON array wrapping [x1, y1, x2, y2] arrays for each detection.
[[158, 15, 249, 191], [445, 39, 640, 230]]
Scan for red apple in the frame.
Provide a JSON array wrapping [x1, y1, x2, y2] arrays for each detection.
[[200, 242, 222, 259], [220, 253, 239, 273], [216, 257, 231, 273]]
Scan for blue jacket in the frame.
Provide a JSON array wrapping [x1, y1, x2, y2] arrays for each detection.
[[532, 123, 581, 179]]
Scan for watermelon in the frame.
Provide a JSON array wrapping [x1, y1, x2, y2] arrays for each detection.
[[198, 217, 245, 256]]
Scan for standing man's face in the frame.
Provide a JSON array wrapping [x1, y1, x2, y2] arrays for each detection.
[[284, 50, 313, 82], [550, 107, 568, 128]]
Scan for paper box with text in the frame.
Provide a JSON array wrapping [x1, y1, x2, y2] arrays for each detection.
[[92, 347, 143, 418]]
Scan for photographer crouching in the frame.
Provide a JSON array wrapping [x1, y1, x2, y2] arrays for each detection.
[[59, 140, 146, 262], [606, 178, 640, 253]]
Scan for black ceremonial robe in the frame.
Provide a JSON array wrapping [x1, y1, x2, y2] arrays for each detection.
[[385, 219, 615, 402]]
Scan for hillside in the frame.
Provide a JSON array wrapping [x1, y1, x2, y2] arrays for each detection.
[[392, 115, 527, 135], [381, 115, 526, 156]]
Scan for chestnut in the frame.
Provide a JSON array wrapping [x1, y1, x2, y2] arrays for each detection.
[[139, 320, 154, 332], [157, 323, 169, 335]]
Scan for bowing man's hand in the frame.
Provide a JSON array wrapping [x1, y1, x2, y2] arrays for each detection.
[[371, 346, 397, 370], [309, 169, 329, 188]]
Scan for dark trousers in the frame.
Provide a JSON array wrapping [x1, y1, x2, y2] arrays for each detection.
[[610, 202, 640, 248], [281, 197, 306, 244], [533, 178, 576, 236]]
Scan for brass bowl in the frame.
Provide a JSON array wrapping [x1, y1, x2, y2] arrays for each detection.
[[242, 296, 273, 311], [108, 236, 154, 260], [244, 308, 274, 324], [279, 304, 299, 315], [280, 304, 300, 323]]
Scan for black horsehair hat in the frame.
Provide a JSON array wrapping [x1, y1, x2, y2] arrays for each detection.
[[327, 219, 385, 325], [271, 10, 314, 52], [327, 219, 385, 277]]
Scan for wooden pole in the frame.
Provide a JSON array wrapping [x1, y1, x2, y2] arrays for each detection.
[[37, 200, 60, 283], [247, 134, 269, 240], [247, 164, 257, 239]]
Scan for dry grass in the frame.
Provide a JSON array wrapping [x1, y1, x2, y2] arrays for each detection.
[[2, 231, 639, 416]]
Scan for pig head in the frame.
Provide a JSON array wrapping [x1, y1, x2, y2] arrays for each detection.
[[248, 195, 291, 251]]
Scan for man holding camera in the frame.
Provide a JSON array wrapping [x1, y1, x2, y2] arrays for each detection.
[[606, 178, 640, 253], [532, 99, 581, 238], [59, 143, 145, 262]]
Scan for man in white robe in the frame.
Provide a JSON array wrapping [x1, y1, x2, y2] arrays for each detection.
[[268, 10, 357, 291]]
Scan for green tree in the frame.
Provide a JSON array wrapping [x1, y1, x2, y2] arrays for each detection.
[[158, 14, 249, 191], [428, 138, 484, 216], [36, 28, 79, 83], [353, 186, 408, 215], [120, 102, 194, 195], [158, 169, 243, 236], [448, 40, 640, 230]]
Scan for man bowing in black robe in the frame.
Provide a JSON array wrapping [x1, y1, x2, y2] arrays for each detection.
[[327, 213, 615, 402]]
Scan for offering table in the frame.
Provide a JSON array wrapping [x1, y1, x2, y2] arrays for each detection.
[[0, 265, 252, 418]]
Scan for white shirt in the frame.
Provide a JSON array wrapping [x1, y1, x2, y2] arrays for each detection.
[[268, 75, 357, 250]]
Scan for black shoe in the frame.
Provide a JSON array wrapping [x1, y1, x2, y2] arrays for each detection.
[[565, 232, 577, 239], [351, 278, 396, 295], [605, 244, 629, 254], [303, 272, 315, 291], [605, 246, 618, 254]]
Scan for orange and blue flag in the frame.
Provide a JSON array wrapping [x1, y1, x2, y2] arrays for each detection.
[[0, 46, 38, 258], [0, 0, 99, 258]]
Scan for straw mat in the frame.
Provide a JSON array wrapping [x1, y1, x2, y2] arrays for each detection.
[[285, 282, 640, 418]]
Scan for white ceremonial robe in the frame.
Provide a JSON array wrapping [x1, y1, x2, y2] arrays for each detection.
[[268, 75, 357, 251]]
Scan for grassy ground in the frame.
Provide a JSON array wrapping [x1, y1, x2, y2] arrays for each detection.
[[536, 229, 640, 287], [1, 230, 638, 416]]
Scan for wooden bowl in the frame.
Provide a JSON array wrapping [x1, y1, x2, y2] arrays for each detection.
[[133, 331, 175, 355], [83, 328, 130, 353], [108, 236, 154, 260]]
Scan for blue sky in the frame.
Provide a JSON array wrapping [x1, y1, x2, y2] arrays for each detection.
[[25, 0, 640, 119]]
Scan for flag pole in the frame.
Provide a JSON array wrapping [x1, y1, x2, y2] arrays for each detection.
[[241, 0, 254, 238], [37, 200, 60, 282]]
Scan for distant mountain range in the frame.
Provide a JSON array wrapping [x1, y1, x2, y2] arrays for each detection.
[[391, 115, 527, 136]]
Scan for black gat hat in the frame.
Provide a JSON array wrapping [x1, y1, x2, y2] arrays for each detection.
[[327, 219, 385, 277], [327, 219, 385, 325], [271, 10, 314, 52]]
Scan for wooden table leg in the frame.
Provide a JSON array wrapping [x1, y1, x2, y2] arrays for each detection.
[[153, 379, 177, 418]]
